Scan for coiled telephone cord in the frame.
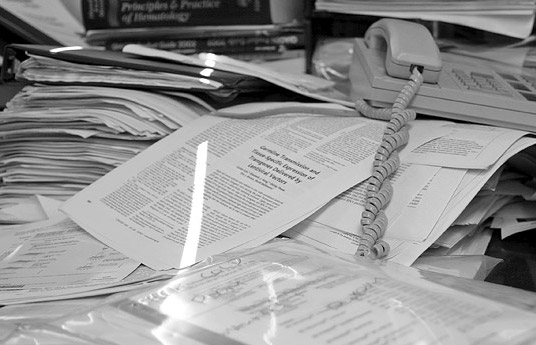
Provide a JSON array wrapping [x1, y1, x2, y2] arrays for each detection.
[[354, 67, 424, 259]]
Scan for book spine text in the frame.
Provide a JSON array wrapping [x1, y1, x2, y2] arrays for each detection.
[[105, 33, 304, 54], [81, 0, 276, 30]]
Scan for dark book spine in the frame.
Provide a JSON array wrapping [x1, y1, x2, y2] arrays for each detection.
[[104, 32, 305, 54], [224, 48, 305, 61], [81, 0, 276, 30]]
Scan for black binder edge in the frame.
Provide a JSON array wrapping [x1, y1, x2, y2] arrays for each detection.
[[1, 44, 278, 97], [0, 7, 60, 45]]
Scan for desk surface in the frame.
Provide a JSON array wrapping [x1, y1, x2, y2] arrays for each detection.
[[485, 229, 536, 292], [0, 83, 24, 108]]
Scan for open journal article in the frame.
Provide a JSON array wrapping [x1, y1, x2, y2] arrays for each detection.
[[62, 102, 451, 270], [61, 101, 536, 272]]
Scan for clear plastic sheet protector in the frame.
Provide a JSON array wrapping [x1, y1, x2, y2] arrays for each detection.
[[4, 239, 536, 345]]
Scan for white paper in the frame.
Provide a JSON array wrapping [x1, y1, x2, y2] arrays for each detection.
[[0, 196, 48, 224], [288, 135, 536, 265], [434, 224, 478, 248], [0, 217, 140, 292], [0, 84, 206, 223], [305, 123, 530, 246], [35, 195, 65, 219], [447, 227, 494, 256], [307, 163, 442, 239], [0, 264, 175, 305], [412, 254, 502, 280], [404, 123, 528, 169], [499, 217, 536, 238], [390, 136, 536, 265], [314, 1, 536, 38], [62, 105, 446, 270], [491, 200, 536, 238]]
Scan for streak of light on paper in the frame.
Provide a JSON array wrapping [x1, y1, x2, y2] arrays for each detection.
[[180, 141, 208, 269]]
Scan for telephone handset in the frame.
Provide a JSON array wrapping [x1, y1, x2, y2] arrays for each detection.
[[351, 18, 536, 132], [364, 18, 442, 83]]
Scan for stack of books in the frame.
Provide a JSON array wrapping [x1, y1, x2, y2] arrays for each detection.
[[82, 0, 306, 61]]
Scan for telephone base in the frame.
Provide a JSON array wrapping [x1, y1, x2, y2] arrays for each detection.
[[350, 39, 536, 133]]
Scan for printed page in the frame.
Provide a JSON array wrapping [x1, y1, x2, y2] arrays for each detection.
[[0, 265, 175, 306], [287, 135, 536, 264], [307, 163, 443, 241], [390, 136, 536, 265], [403, 123, 528, 169], [0, 217, 140, 294], [284, 219, 361, 253], [62, 105, 448, 270], [302, 123, 531, 247], [0, 198, 176, 305], [386, 167, 466, 242]]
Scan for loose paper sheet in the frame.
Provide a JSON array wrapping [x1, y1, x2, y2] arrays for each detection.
[[403, 123, 527, 169], [0, 217, 140, 291]]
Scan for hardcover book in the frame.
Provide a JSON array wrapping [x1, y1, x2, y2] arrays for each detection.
[[82, 0, 304, 30], [104, 30, 304, 54]]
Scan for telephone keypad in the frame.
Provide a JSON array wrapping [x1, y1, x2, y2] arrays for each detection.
[[451, 68, 513, 97], [450, 68, 536, 103]]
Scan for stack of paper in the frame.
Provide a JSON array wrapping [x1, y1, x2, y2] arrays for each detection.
[[59, 102, 531, 279], [1, 100, 535, 304], [51, 103, 535, 279], [315, 0, 536, 38], [285, 122, 536, 278], [0, 196, 177, 306], [0, 84, 210, 223]]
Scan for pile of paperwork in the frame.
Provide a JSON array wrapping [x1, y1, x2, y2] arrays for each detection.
[[2, 42, 536, 310], [0, 85, 209, 223], [315, 0, 536, 38], [287, 121, 536, 274], [2, 99, 536, 305]]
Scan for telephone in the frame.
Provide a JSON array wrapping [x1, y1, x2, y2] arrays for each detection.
[[350, 18, 536, 133], [351, 19, 432, 260]]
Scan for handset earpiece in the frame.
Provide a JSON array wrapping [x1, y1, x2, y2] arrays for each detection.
[[364, 18, 442, 83]]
